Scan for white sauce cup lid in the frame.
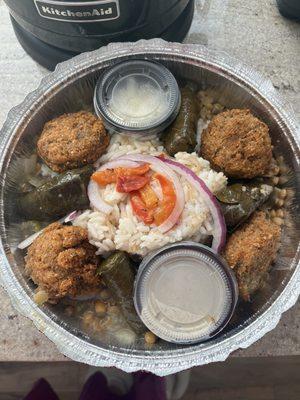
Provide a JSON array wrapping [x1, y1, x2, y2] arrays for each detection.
[[134, 242, 238, 344], [94, 60, 180, 136]]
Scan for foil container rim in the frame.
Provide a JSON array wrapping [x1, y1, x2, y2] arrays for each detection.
[[0, 38, 299, 375]]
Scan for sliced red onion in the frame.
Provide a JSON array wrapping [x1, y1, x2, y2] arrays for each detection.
[[118, 154, 185, 233], [17, 230, 43, 250], [88, 180, 113, 214], [160, 157, 226, 253], [63, 210, 82, 223], [150, 177, 164, 202]]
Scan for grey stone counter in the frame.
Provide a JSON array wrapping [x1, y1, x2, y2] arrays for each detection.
[[0, 0, 299, 361]]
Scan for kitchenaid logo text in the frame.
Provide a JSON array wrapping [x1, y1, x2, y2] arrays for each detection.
[[34, 0, 120, 22]]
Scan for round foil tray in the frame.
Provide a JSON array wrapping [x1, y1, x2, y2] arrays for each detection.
[[0, 39, 299, 376]]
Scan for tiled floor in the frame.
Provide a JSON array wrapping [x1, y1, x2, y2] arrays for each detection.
[[0, 357, 299, 399]]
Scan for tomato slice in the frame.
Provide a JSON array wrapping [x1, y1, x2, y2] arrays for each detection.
[[116, 175, 150, 193], [92, 169, 116, 186], [91, 164, 150, 187], [130, 174, 176, 226], [117, 164, 150, 177], [130, 193, 154, 224], [139, 183, 158, 209], [153, 174, 176, 226]]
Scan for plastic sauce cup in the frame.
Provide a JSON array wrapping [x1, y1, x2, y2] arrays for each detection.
[[134, 242, 238, 344], [94, 60, 180, 138]]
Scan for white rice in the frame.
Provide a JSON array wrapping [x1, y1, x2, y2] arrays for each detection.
[[96, 133, 164, 165], [74, 134, 227, 257]]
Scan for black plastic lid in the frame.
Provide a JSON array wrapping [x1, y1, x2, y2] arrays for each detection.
[[94, 60, 180, 137], [134, 242, 238, 344]]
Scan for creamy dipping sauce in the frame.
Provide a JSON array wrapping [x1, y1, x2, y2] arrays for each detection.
[[94, 60, 180, 136], [134, 242, 238, 344], [109, 75, 169, 121]]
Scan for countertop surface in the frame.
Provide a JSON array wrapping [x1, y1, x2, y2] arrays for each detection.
[[0, 0, 299, 361]]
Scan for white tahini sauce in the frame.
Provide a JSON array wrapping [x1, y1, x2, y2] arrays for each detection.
[[109, 75, 169, 121], [139, 248, 233, 342]]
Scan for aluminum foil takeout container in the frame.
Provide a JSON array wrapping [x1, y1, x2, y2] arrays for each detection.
[[0, 39, 299, 376]]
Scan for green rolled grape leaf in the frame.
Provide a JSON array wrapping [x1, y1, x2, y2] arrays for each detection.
[[217, 183, 273, 231], [162, 86, 198, 156], [18, 165, 93, 221], [97, 251, 143, 333]]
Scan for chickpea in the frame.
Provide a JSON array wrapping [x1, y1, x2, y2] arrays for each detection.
[[272, 165, 280, 176], [33, 290, 49, 305], [279, 165, 289, 175], [82, 311, 94, 327], [144, 331, 157, 345], [94, 301, 107, 317], [276, 156, 284, 164], [100, 289, 111, 301], [279, 189, 287, 199], [279, 176, 289, 185], [115, 329, 136, 346], [275, 198, 285, 207], [93, 318, 107, 333], [276, 209, 284, 218], [273, 217, 284, 226]]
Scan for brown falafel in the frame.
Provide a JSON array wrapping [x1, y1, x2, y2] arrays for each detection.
[[37, 111, 109, 173], [223, 211, 281, 301], [25, 222, 101, 302], [200, 109, 272, 178]]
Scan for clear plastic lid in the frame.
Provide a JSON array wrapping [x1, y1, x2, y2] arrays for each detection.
[[134, 242, 238, 344], [94, 60, 180, 135]]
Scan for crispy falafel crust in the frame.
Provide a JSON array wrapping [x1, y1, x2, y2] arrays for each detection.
[[25, 223, 101, 302], [223, 211, 281, 301], [37, 111, 109, 173], [200, 109, 272, 178]]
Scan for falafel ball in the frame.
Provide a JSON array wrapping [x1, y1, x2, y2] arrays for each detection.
[[37, 111, 110, 173], [25, 222, 101, 302], [200, 109, 272, 178], [223, 211, 281, 301]]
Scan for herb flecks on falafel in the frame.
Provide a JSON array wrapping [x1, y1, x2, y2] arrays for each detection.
[[37, 111, 109, 173], [25, 222, 101, 302], [200, 109, 272, 179], [223, 211, 281, 301]]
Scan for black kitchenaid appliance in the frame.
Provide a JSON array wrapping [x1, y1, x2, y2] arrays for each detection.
[[277, 0, 300, 20], [4, 0, 195, 70]]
